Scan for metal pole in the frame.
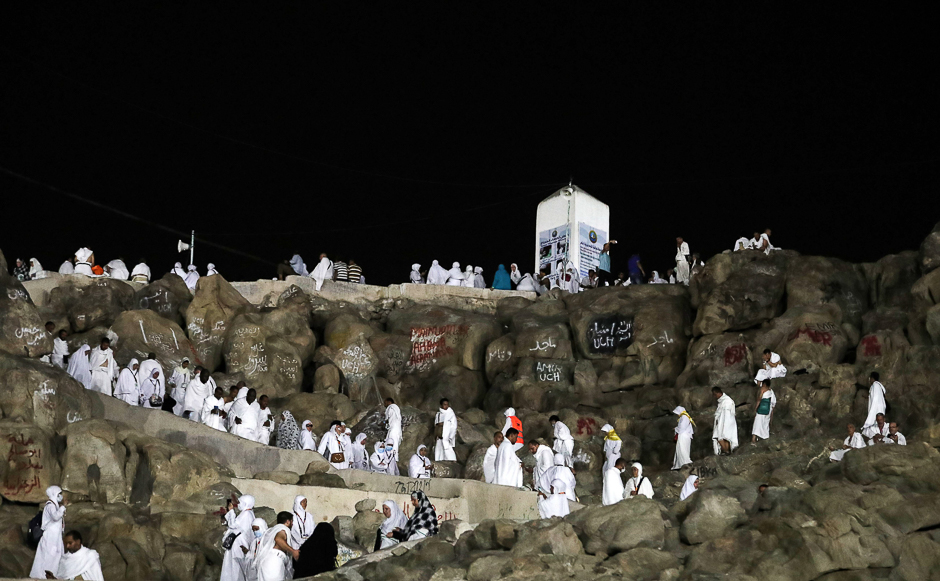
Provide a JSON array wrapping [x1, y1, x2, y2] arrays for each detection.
[[190, 230, 195, 266]]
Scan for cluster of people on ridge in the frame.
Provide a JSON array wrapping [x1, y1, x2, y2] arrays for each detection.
[[277, 253, 365, 289]]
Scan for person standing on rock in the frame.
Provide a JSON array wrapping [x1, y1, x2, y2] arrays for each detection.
[[139, 368, 164, 409], [29, 486, 68, 579], [672, 406, 695, 470], [751, 379, 776, 443], [370, 441, 397, 475], [829, 423, 866, 462], [755, 350, 787, 384], [494, 428, 524, 487], [628, 253, 646, 285], [527, 439, 555, 489], [549, 415, 573, 465], [168, 358, 193, 416], [276, 411, 301, 450], [113, 359, 140, 406], [434, 398, 458, 462], [484, 431, 503, 484], [597, 242, 616, 287], [255, 396, 274, 445], [172, 262, 187, 278], [426, 260, 448, 285], [137, 354, 165, 405], [349, 433, 368, 470], [384, 398, 403, 462], [310, 254, 333, 292], [862, 372, 887, 435], [67, 344, 92, 389], [603, 458, 627, 506], [51, 329, 70, 370], [221, 494, 256, 581], [87, 337, 117, 395], [623, 462, 654, 499], [446, 262, 465, 286], [600, 424, 622, 472], [409, 444, 434, 478], [290, 495, 315, 551], [300, 420, 318, 450], [675, 238, 691, 285], [410, 263, 424, 284], [202, 386, 228, 431], [253, 511, 298, 581], [231, 388, 261, 441], [183, 368, 213, 422], [502, 408, 524, 451], [712, 387, 739, 455], [319, 420, 350, 469], [492, 264, 511, 290], [183, 264, 200, 290], [47, 530, 104, 580], [473, 266, 486, 288]]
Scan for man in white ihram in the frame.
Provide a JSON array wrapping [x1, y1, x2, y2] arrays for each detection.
[[494, 428, 523, 487], [87, 337, 117, 395], [434, 398, 457, 461], [861, 372, 887, 437], [712, 387, 738, 455], [254, 511, 298, 581], [46, 530, 104, 580], [603, 458, 626, 506], [384, 398, 403, 466], [483, 431, 503, 484], [675, 237, 690, 285]]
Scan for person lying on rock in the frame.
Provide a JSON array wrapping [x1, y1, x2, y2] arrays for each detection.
[[45, 530, 103, 580], [829, 423, 866, 462]]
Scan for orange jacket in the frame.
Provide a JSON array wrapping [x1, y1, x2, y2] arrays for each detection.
[[509, 415, 523, 443]]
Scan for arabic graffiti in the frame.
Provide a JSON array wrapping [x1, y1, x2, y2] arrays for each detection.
[[788, 327, 833, 346], [586, 316, 634, 354], [3, 432, 45, 497], [860, 335, 882, 357], [529, 338, 557, 352], [408, 325, 469, 369], [723, 344, 747, 367], [576, 417, 597, 435]]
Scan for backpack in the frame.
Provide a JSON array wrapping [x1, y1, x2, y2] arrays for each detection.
[[28, 507, 45, 547]]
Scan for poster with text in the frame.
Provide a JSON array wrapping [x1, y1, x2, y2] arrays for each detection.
[[578, 222, 608, 278], [538, 224, 569, 284]]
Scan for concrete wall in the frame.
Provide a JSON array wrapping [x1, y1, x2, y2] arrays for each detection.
[[23, 274, 535, 313]]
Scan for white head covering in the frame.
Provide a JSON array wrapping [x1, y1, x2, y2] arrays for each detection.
[[184, 265, 200, 290], [251, 517, 268, 536], [632, 462, 643, 478], [380, 500, 408, 534], [504, 408, 516, 417], [289, 254, 308, 276], [238, 494, 256, 511], [28, 258, 43, 278], [293, 495, 307, 515], [680, 475, 699, 501], [601, 424, 613, 433], [510, 263, 518, 272], [412, 263, 421, 273], [300, 420, 317, 450], [311, 256, 333, 291], [427, 260, 449, 285], [173, 262, 187, 277], [106, 259, 129, 280], [131, 262, 151, 281], [448, 262, 466, 281], [474, 266, 483, 275], [207, 263, 218, 275], [673, 406, 685, 415], [46, 485, 62, 504], [553, 453, 566, 466], [75, 247, 93, 263]]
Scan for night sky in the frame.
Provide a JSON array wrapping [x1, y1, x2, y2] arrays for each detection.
[[1, 5, 937, 285]]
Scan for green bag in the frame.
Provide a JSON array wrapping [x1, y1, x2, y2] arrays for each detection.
[[756, 397, 772, 415]]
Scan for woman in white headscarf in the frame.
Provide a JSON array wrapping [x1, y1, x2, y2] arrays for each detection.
[[206, 263, 219, 276], [409, 445, 433, 479], [461, 265, 475, 288], [510, 263, 522, 286], [131, 261, 151, 283], [67, 344, 92, 389], [106, 259, 129, 280], [679, 475, 699, 501], [350, 434, 369, 470], [623, 462, 654, 499], [672, 406, 695, 470], [427, 260, 449, 285], [375, 500, 408, 550], [290, 495, 314, 549], [310, 256, 334, 291], [409, 263, 423, 284], [600, 424, 622, 472], [184, 265, 200, 290], [650, 271, 667, 284], [300, 420, 318, 451], [472, 266, 485, 288], [221, 494, 255, 581], [172, 262, 187, 278], [446, 262, 465, 286], [114, 359, 140, 406], [139, 368, 164, 409], [29, 485, 68, 579], [370, 441, 396, 474], [73, 247, 94, 276], [27, 258, 46, 280], [59, 259, 75, 275], [240, 517, 268, 578]]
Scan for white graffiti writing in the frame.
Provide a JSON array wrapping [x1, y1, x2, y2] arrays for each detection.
[[529, 338, 557, 352], [15, 326, 45, 346], [66, 411, 82, 423], [646, 330, 675, 348], [535, 361, 561, 382]]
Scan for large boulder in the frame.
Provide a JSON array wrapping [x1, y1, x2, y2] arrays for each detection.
[[677, 332, 756, 388], [48, 277, 136, 333], [863, 251, 920, 310], [319, 334, 380, 404], [690, 250, 790, 336], [222, 312, 312, 398], [111, 310, 200, 372], [386, 305, 502, 374], [185, 275, 253, 371], [0, 253, 53, 357], [921, 220, 940, 274], [61, 420, 128, 503], [564, 497, 664, 555], [841, 442, 940, 494], [0, 353, 93, 432], [786, 256, 869, 330], [751, 305, 851, 372], [679, 490, 747, 544], [510, 519, 584, 556], [0, 420, 58, 503], [566, 286, 691, 387], [134, 274, 192, 326], [274, 392, 357, 436]]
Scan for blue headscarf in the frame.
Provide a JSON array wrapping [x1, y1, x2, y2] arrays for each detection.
[[492, 264, 512, 290]]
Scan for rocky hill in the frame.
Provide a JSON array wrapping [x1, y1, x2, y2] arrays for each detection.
[[1, 220, 939, 580]]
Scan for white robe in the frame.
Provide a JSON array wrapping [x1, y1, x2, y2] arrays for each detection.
[[603, 438, 622, 473], [409, 450, 432, 479], [221, 503, 255, 581], [751, 389, 777, 439], [202, 396, 227, 431], [532, 445, 555, 488], [734, 237, 752, 251], [552, 422, 574, 465], [113, 365, 140, 406], [426, 260, 448, 285], [87, 347, 117, 394], [232, 400, 261, 440], [106, 259, 129, 280], [712, 394, 738, 454], [410, 264, 423, 284], [370, 444, 397, 475], [462, 267, 475, 288], [300, 422, 317, 451], [483, 444, 499, 484], [29, 499, 67, 578], [168, 366, 193, 416], [675, 242, 690, 284], [886, 432, 907, 445], [755, 352, 787, 383], [256, 408, 275, 445], [131, 262, 151, 282], [254, 524, 291, 581], [434, 407, 457, 461], [310, 257, 334, 291], [759, 233, 774, 254], [865, 422, 890, 444], [473, 268, 485, 288], [183, 266, 200, 290], [138, 360, 165, 402], [494, 440, 523, 487], [318, 430, 350, 469], [59, 260, 75, 274], [863, 381, 887, 430], [680, 475, 699, 501], [139, 376, 163, 409], [290, 497, 314, 550], [517, 274, 539, 292], [183, 376, 212, 422], [624, 470, 654, 500], [446, 264, 465, 286], [829, 432, 866, 462], [602, 467, 625, 506], [349, 435, 368, 470], [51, 338, 69, 369], [56, 546, 104, 580], [510, 265, 522, 286], [385, 404, 403, 456], [289, 254, 308, 276], [538, 464, 577, 517], [673, 412, 694, 470], [67, 345, 92, 388]]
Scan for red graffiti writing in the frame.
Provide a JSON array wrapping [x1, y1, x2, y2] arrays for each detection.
[[723, 344, 747, 367], [788, 327, 832, 346], [408, 325, 468, 368], [860, 335, 881, 357], [576, 417, 597, 435]]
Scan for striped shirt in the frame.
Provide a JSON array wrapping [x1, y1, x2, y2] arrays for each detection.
[[347, 263, 362, 283], [334, 261, 348, 282]]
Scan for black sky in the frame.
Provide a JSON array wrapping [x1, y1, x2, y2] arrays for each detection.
[[1, 4, 937, 284]]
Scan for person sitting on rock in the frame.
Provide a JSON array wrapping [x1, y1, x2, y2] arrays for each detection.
[[253, 511, 298, 581], [87, 337, 117, 395], [289, 252, 308, 277], [473, 266, 485, 288], [202, 386, 227, 432], [581, 269, 599, 289], [538, 453, 577, 517], [375, 500, 408, 551], [183, 264, 200, 290], [461, 264, 475, 287], [649, 270, 667, 284], [603, 458, 626, 506], [255, 395, 274, 445], [666, 268, 676, 284], [59, 257, 75, 274], [113, 359, 140, 406], [409, 444, 433, 479], [862, 372, 887, 435], [310, 254, 334, 291], [502, 408, 524, 451], [865, 413, 890, 445], [390, 491, 439, 542], [510, 263, 523, 287], [755, 349, 787, 384], [680, 475, 700, 501], [12, 257, 29, 281], [172, 262, 187, 278], [750, 231, 761, 250], [46, 530, 103, 580], [885, 422, 907, 445], [434, 398, 457, 461], [130, 258, 151, 283], [549, 415, 573, 466], [734, 236, 752, 251], [623, 462, 654, 500], [370, 441, 397, 475], [333, 257, 348, 282], [483, 431, 503, 484], [712, 387, 738, 455], [446, 262, 465, 286], [829, 423, 866, 462], [757, 228, 775, 254], [494, 428, 523, 487], [105, 258, 129, 280], [751, 379, 776, 443], [517, 273, 540, 292], [319, 421, 350, 469]]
